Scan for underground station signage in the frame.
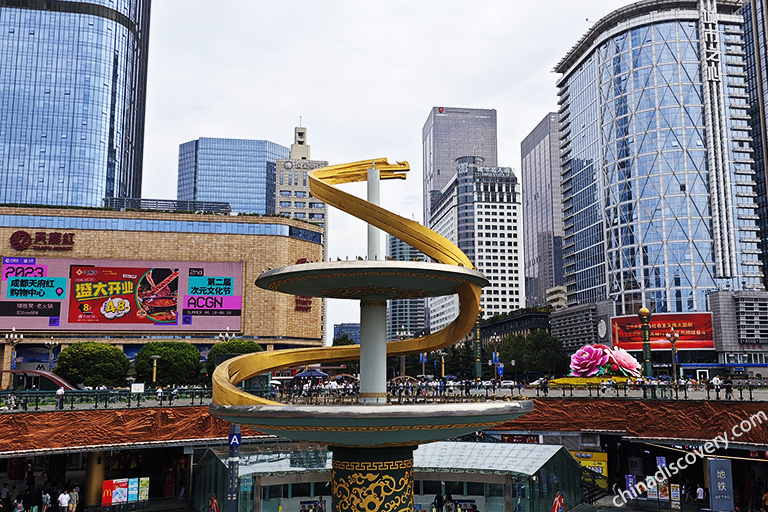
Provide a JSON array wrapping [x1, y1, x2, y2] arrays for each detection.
[[1, 256, 242, 332]]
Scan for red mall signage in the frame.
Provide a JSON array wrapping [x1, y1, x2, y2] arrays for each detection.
[[612, 312, 714, 350], [10, 230, 75, 251], [294, 258, 313, 312]]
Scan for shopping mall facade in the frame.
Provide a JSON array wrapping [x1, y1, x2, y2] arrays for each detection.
[[0, 205, 325, 387]]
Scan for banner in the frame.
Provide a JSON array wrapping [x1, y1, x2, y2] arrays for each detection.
[[0, 257, 242, 332], [612, 313, 713, 350]]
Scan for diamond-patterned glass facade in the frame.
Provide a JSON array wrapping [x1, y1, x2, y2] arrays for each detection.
[[556, 1, 763, 314]]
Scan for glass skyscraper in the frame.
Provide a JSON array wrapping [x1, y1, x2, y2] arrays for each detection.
[[0, 0, 151, 207], [521, 112, 564, 307], [555, 0, 763, 315], [422, 107, 497, 225], [743, 0, 768, 278], [177, 138, 289, 214], [385, 234, 426, 341]]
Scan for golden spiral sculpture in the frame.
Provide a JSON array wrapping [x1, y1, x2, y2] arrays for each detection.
[[212, 159, 483, 406]]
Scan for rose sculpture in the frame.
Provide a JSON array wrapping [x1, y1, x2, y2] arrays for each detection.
[[569, 344, 641, 377]]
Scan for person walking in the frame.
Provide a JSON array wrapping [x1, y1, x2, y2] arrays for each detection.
[[724, 376, 734, 400], [55, 387, 64, 410], [41, 490, 50, 512], [67, 487, 77, 512], [711, 375, 722, 399], [56, 491, 68, 512], [433, 492, 444, 512]]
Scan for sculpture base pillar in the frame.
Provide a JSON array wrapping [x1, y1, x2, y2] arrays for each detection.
[[331, 445, 415, 512]]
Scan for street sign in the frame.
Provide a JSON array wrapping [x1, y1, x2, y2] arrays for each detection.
[[228, 432, 241, 446]]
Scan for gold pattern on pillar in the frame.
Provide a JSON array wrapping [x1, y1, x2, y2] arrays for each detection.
[[332, 457, 414, 512]]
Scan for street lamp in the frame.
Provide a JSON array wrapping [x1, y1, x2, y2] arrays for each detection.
[[150, 355, 161, 384], [638, 307, 653, 378], [218, 327, 235, 344], [666, 327, 680, 382], [44, 337, 58, 371], [5, 327, 22, 371], [436, 350, 447, 379], [396, 326, 411, 376]]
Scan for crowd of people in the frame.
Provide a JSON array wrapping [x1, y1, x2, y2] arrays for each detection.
[[0, 464, 79, 512]]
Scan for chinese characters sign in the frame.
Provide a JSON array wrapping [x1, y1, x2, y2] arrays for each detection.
[[0, 257, 242, 332], [9, 230, 74, 251], [612, 312, 714, 350], [708, 459, 733, 511]]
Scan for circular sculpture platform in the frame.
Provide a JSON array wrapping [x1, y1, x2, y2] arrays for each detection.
[[256, 261, 489, 299], [210, 401, 533, 447]]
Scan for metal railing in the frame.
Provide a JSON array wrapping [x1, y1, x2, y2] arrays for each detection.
[[1, 381, 765, 413]]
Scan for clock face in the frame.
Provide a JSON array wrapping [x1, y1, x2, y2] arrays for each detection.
[[283, 161, 294, 170], [598, 319, 607, 339]]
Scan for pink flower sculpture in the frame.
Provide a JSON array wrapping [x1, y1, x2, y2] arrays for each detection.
[[570, 345, 609, 377], [608, 347, 641, 377]]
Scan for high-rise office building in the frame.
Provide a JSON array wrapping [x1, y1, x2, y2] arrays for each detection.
[[555, 0, 763, 316], [0, 0, 151, 207], [275, 127, 329, 344], [743, 0, 768, 280], [275, 127, 328, 246], [422, 107, 497, 225], [428, 157, 523, 331], [385, 234, 426, 341], [177, 138, 289, 214], [521, 113, 564, 307], [333, 323, 361, 345]]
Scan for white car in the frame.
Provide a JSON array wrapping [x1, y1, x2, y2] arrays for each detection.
[[500, 380, 516, 388]]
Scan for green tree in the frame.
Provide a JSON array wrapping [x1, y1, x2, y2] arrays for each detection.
[[205, 339, 263, 378], [498, 329, 569, 379], [333, 334, 358, 373], [333, 334, 355, 346], [54, 342, 129, 388], [135, 342, 201, 386]]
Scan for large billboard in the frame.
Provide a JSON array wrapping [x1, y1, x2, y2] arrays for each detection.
[[1, 257, 242, 332], [611, 312, 713, 350]]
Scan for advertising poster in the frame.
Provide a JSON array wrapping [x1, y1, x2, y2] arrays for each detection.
[[570, 451, 608, 489], [647, 478, 658, 500], [671, 484, 681, 510], [0, 257, 242, 332], [625, 475, 637, 494], [102, 479, 129, 505], [658, 479, 670, 501], [139, 477, 150, 501], [128, 478, 139, 502], [612, 312, 714, 350]]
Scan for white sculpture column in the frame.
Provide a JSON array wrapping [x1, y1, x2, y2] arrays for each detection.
[[358, 163, 387, 405]]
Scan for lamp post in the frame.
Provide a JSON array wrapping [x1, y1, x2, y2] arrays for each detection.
[[150, 355, 161, 384], [638, 307, 653, 378], [666, 326, 680, 382], [5, 327, 22, 371], [396, 326, 410, 377], [218, 327, 235, 344], [436, 350, 446, 379], [45, 337, 58, 371]]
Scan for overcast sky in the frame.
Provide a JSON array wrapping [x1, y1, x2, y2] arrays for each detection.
[[141, 1, 633, 335]]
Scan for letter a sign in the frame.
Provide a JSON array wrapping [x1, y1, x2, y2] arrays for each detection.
[[228, 433, 241, 447]]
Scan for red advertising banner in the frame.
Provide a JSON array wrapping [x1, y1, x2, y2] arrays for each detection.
[[612, 312, 714, 350]]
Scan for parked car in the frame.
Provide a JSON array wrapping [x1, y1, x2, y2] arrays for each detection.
[[500, 380, 516, 388]]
